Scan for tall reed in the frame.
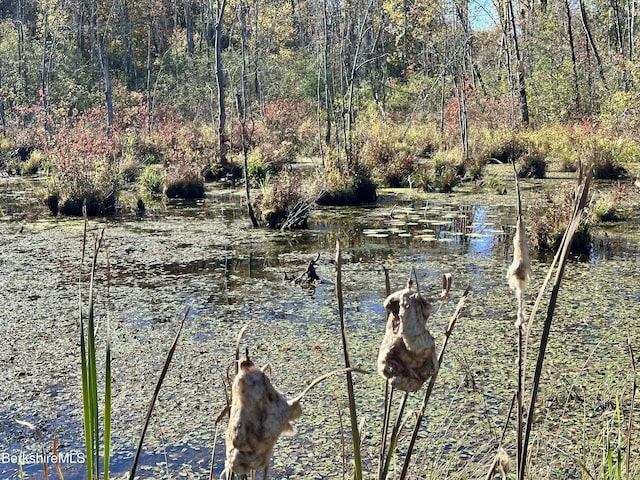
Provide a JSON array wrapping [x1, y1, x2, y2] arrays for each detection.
[[129, 308, 189, 480], [79, 218, 111, 480], [504, 167, 593, 480], [334, 239, 363, 480], [334, 242, 468, 479]]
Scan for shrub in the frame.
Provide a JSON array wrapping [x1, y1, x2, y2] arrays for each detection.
[[583, 138, 629, 180], [117, 131, 142, 182], [0, 136, 15, 171], [163, 161, 205, 198], [164, 177, 205, 198], [359, 121, 439, 188], [413, 149, 463, 192], [528, 182, 591, 254], [482, 172, 507, 194], [46, 108, 120, 216], [252, 170, 319, 229], [250, 140, 298, 174], [314, 157, 377, 206], [5, 148, 46, 175], [248, 97, 307, 161], [517, 151, 547, 178], [477, 131, 526, 164], [139, 165, 165, 195], [363, 135, 416, 188], [22, 150, 46, 175], [591, 184, 627, 222]]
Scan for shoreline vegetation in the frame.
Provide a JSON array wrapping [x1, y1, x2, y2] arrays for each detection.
[[1, 0, 640, 240]]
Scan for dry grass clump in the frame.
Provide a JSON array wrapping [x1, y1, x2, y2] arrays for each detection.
[[591, 183, 628, 222], [528, 183, 591, 254], [359, 122, 418, 188], [315, 159, 377, 206], [252, 169, 320, 229], [516, 151, 547, 178], [413, 148, 464, 192]]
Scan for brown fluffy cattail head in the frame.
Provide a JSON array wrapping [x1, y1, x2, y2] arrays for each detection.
[[507, 216, 531, 328], [507, 216, 531, 293], [222, 357, 299, 477], [377, 286, 438, 392], [487, 446, 510, 480]]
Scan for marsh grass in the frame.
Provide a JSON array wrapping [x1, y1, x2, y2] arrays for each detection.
[[14, 420, 51, 480], [77, 217, 190, 480], [334, 239, 363, 480], [79, 220, 111, 480], [501, 166, 597, 480]]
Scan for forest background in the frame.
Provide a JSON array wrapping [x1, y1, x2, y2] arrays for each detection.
[[0, 0, 638, 222]]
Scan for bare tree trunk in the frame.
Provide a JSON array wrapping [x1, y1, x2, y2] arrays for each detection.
[[455, 75, 469, 161], [119, 0, 134, 87], [237, 0, 259, 228], [17, 0, 28, 99], [498, 0, 513, 89], [578, 0, 607, 85], [564, 0, 580, 111], [610, 0, 624, 55], [98, 32, 114, 138], [185, 0, 194, 54], [0, 60, 6, 134], [454, 0, 471, 159], [40, 0, 50, 130], [343, 0, 374, 165], [507, 0, 529, 126], [215, 0, 228, 167], [440, 68, 446, 140], [630, 0, 636, 60], [322, 0, 332, 149], [89, 0, 99, 82], [146, 20, 153, 133], [253, 0, 261, 101]]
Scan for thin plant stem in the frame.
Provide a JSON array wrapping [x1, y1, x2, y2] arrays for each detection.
[[377, 381, 392, 479], [129, 308, 190, 480], [334, 239, 362, 480], [485, 393, 517, 480], [53, 434, 64, 480], [377, 267, 393, 479], [334, 394, 346, 480], [208, 422, 221, 480], [399, 285, 471, 479], [379, 391, 409, 480], [627, 338, 636, 480], [519, 172, 592, 479], [517, 324, 523, 477], [104, 250, 112, 480]]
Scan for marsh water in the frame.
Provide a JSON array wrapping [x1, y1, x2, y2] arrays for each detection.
[[1, 167, 639, 479]]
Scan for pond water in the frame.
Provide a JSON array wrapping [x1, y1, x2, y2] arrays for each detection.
[[1, 169, 639, 479]]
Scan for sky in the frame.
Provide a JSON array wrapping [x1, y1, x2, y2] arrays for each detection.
[[469, 0, 499, 31]]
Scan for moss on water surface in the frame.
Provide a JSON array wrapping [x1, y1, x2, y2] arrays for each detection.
[[1, 171, 640, 479]]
